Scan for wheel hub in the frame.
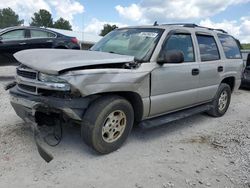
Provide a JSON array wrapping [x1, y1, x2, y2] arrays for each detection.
[[102, 110, 127, 143], [218, 91, 228, 111]]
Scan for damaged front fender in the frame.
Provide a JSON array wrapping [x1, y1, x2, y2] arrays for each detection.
[[60, 63, 157, 98]]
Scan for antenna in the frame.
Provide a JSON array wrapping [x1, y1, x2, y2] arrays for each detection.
[[153, 21, 158, 26], [82, 12, 84, 50]]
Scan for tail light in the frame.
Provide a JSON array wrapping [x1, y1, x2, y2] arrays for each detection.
[[71, 37, 78, 44]]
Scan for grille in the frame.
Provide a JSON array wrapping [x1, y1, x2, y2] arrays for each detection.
[[17, 69, 37, 79], [18, 84, 36, 93]]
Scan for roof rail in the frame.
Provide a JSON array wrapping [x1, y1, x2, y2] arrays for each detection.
[[161, 23, 198, 27], [195, 26, 228, 34], [160, 23, 228, 34]]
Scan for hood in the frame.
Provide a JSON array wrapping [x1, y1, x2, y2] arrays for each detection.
[[14, 49, 134, 75]]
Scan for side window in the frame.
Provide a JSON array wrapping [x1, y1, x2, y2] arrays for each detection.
[[1, 30, 25, 40], [218, 34, 241, 59], [30, 30, 56, 38], [196, 35, 220, 61], [163, 33, 195, 62]]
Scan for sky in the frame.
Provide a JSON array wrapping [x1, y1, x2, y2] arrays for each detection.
[[1, 0, 250, 43]]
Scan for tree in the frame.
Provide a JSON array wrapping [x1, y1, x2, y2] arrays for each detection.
[[0, 8, 23, 28], [100, 24, 118, 36], [53, 18, 72, 30], [30, 9, 53, 28]]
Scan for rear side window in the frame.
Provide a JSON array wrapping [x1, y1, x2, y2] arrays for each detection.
[[163, 33, 195, 62], [196, 35, 220, 61], [30, 30, 56, 38], [218, 34, 241, 59]]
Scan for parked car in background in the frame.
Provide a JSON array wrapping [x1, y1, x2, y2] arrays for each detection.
[[241, 50, 250, 87], [0, 26, 80, 63]]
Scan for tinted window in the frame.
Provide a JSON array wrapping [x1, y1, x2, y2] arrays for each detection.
[[197, 35, 220, 61], [163, 33, 194, 62], [30, 30, 56, 38], [218, 34, 241, 59], [1, 30, 25, 40]]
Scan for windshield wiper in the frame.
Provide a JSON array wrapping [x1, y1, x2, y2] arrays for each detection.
[[134, 57, 146, 63]]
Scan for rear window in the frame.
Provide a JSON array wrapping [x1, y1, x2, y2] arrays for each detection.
[[196, 35, 220, 61], [218, 34, 241, 59]]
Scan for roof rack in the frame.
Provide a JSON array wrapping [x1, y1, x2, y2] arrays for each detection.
[[159, 23, 228, 34], [161, 23, 198, 27]]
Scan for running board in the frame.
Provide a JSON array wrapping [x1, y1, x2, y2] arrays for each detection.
[[139, 104, 212, 129]]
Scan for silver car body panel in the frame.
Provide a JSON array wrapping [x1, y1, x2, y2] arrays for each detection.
[[11, 25, 244, 121], [14, 49, 135, 75]]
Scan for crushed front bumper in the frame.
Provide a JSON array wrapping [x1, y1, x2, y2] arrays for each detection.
[[9, 86, 92, 122], [9, 86, 94, 162]]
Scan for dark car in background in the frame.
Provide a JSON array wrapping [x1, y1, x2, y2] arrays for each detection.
[[241, 50, 250, 88], [0, 26, 80, 64]]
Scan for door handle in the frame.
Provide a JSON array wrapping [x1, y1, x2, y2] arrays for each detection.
[[46, 40, 53, 43], [218, 66, 224, 72], [192, 68, 199, 76], [19, 42, 26, 45]]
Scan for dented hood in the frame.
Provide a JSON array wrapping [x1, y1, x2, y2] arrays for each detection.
[[14, 49, 134, 75]]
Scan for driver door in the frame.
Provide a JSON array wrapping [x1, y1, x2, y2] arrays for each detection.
[[0, 29, 28, 55], [150, 31, 200, 116]]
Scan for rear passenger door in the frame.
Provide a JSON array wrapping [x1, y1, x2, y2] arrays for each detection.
[[26, 29, 56, 49], [195, 33, 221, 102], [150, 31, 200, 116]]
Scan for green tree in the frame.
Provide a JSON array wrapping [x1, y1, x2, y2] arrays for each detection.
[[100, 24, 118, 36], [30, 9, 53, 28], [53, 18, 72, 30], [0, 7, 23, 28]]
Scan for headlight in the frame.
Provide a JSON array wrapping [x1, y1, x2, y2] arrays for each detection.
[[38, 73, 67, 83]]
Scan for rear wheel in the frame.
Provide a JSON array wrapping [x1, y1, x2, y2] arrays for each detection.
[[81, 95, 134, 154], [207, 83, 231, 117]]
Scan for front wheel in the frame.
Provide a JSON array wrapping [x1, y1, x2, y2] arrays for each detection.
[[81, 95, 134, 154], [207, 83, 231, 117]]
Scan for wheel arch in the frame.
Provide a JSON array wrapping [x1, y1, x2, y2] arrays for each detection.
[[89, 91, 144, 123], [221, 76, 235, 91]]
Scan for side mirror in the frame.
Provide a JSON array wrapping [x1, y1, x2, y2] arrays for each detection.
[[157, 50, 184, 65]]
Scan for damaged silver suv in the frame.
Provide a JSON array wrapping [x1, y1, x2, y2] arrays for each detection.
[[8, 24, 243, 159]]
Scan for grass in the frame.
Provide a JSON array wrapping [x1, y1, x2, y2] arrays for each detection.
[[241, 43, 250, 50]]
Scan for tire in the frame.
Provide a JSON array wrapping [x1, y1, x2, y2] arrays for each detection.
[[207, 83, 231, 117], [81, 95, 134, 154]]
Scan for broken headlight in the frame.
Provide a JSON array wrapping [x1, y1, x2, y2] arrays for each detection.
[[38, 73, 67, 83]]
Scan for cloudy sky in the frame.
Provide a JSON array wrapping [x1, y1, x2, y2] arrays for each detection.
[[1, 0, 250, 43]]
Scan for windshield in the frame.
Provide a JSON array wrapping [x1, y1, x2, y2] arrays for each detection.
[[91, 28, 164, 62]]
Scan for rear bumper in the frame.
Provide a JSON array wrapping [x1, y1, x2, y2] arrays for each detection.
[[9, 86, 92, 122]]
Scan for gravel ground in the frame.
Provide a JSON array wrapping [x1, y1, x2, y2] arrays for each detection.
[[0, 66, 249, 188]]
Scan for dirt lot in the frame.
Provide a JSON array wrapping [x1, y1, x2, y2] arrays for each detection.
[[0, 66, 249, 188]]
